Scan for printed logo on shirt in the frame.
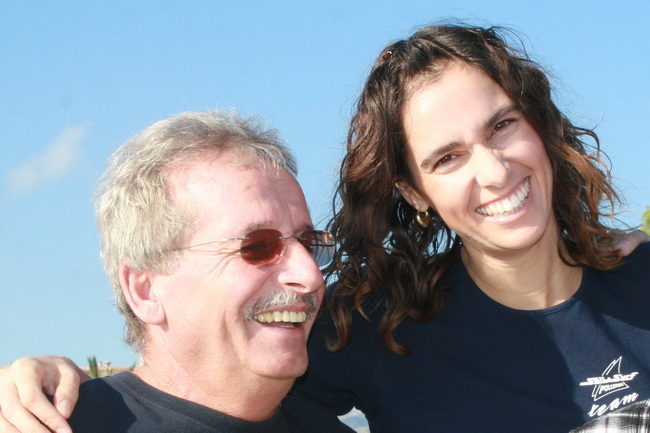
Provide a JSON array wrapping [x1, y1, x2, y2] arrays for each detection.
[[579, 356, 640, 417]]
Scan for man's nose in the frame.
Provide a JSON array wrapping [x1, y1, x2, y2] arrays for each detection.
[[278, 238, 326, 295]]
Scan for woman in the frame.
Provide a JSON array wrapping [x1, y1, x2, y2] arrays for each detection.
[[1, 23, 649, 433], [281, 24, 650, 432]]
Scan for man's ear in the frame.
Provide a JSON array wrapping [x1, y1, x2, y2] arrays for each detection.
[[119, 265, 166, 326], [395, 180, 428, 212]]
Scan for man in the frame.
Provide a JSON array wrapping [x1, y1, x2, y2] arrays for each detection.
[[0, 111, 334, 433]]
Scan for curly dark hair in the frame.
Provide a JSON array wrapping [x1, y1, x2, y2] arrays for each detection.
[[324, 23, 622, 355]]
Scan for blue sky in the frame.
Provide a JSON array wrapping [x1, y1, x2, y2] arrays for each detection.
[[1, 1, 648, 367]]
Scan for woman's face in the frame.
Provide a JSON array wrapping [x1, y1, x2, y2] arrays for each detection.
[[399, 63, 557, 258]]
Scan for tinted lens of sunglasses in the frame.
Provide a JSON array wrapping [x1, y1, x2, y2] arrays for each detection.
[[239, 229, 283, 265], [239, 229, 335, 266], [298, 230, 335, 267]]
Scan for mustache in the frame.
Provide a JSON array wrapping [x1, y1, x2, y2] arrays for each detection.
[[244, 291, 320, 320]]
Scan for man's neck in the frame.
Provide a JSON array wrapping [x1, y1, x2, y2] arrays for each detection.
[[132, 357, 293, 422]]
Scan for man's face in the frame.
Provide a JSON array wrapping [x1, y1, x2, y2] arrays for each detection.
[[150, 153, 325, 384]]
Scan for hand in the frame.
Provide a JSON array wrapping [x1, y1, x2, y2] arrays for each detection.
[[0, 356, 88, 433], [612, 229, 649, 257]]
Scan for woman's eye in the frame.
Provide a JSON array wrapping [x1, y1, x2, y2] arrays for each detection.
[[434, 154, 457, 168], [493, 118, 515, 134]]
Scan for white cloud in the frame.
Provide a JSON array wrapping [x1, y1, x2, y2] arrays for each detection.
[[7, 123, 89, 194]]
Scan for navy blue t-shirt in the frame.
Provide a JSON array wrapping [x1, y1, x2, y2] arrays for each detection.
[[284, 243, 650, 433], [69, 371, 290, 433]]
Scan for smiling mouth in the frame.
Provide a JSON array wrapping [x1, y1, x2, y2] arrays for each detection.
[[247, 292, 318, 328], [252, 311, 308, 328], [476, 178, 530, 217]]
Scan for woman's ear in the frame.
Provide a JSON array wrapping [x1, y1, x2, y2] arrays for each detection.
[[119, 265, 166, 326], [395, 180, 428, 212]]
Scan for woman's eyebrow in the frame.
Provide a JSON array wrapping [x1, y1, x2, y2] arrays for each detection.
[[418, 104, 523, 170], [420, 142, 461, 170], [482, 104, 522, 132]]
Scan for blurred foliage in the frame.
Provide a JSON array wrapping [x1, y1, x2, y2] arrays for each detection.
[[86, 355, 135, 378], [87, 355, 112, 378]]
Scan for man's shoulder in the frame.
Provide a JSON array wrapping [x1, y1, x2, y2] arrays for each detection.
[[69, 371, 291, 433], [76, 370, 138, 399], [69, 372, 142, 431]]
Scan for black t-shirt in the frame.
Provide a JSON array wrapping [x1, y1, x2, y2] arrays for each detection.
[[284, 243, 650, 432], [69, 371, 290, 433]]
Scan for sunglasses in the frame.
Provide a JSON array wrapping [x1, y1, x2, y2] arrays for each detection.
[[179, 229, 335, 267]]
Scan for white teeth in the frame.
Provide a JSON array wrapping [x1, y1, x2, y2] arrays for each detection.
[[516, 189, 526, 202], [254, 311, 307, 324], [477, 179, 530, 217]]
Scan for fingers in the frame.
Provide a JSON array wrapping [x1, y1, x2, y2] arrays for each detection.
[[0, 413, 22, 433], [612, 229, 649, 257], [0, 389, 58, 433], [0, 378, 27, 433], [37, 357, 83, 420], [0, 369, 52, 433], [0, 357, 79, 433]]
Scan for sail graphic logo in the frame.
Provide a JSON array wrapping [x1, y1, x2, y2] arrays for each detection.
[[580, 357, 639, 401]]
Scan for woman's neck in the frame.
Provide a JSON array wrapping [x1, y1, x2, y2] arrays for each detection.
[[460, 236, 583, 310]]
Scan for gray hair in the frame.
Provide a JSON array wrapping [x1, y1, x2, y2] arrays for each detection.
[[95, 111, 297, 354]]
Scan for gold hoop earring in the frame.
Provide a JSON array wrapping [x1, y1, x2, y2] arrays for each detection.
[[416, 210, 431, 229]]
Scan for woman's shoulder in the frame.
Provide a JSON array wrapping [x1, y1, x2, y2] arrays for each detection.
[[588, 241, 650, 291], [615, 240, 650, 271]]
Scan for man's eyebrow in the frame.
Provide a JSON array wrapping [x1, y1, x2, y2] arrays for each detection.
[[234, 222, 271, 237], [237, 222, 316, 237], [418, 104, 522, 170]]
